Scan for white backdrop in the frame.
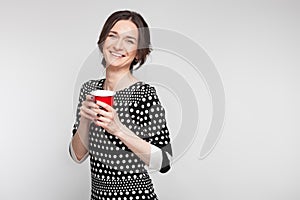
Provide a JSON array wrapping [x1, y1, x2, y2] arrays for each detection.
[[0, 0, 299, 200]]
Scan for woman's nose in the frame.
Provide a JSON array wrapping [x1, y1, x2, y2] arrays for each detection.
[[113, 38, 123, 50]]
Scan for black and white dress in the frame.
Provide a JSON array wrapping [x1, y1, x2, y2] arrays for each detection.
[[70, 79, 172, 200]]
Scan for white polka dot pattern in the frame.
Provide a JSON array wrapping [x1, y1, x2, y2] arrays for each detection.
[[72, 79, 172, 200]]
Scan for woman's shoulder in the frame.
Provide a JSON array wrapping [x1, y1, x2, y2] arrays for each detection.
[[132, 81, 157, 96], [79, 79, 104, 96], [81, 78, 105, 90], [129, 81, 162, 105]]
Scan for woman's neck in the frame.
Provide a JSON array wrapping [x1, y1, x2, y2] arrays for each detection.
[[104, 67, 138, 91]]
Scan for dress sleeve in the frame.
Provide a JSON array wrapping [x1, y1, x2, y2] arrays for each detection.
[[69, 81, 89, 163], [133, 85, 173, 173]]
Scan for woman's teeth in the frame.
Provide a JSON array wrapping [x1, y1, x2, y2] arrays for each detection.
[[111, 52, 124, 57]]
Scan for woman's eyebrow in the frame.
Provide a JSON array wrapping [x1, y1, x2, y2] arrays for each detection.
[[109, 31, 137, 41], [109, 31, 118, 35]]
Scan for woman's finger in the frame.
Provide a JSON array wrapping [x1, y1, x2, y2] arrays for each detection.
[[86, 94, 95, 101], [80, 106, 97, 118], [97, 115, 111, 123], [96, 101, 113, 112], [93, 120, 106, 128], [96, 108, 112, 118], [79, 111, 95, 121], [82, 100, 99, 109]]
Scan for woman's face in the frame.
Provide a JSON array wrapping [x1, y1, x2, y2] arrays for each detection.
[[103, 20, 139, 69]]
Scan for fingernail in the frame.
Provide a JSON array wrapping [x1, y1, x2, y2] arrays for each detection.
[[97, 113, 101, 117]]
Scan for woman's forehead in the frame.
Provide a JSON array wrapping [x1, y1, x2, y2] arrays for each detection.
[[110, 20, 138, 38]]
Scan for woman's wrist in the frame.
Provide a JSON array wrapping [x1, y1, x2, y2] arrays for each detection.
[[114, 124, 130, 138], [76, 118, 91, 138], [114, 126, 125, 138], [80, 117, 91, 125]]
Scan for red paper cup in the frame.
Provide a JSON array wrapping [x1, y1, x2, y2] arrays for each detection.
[[91, 90, 115, 107]]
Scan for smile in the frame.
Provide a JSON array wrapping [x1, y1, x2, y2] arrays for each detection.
[[110, 51, 125, 58]]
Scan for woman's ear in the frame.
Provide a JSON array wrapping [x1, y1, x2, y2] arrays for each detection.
[[134, 57, 138, 63]]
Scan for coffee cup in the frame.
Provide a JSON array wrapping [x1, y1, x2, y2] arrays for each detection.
[[90, 90, 115, 107]]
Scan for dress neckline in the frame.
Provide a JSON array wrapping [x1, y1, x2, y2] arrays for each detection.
[[97, 78, 144, 92]]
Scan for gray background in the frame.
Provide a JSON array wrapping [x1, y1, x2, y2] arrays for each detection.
[[0, 0, 299, 199]]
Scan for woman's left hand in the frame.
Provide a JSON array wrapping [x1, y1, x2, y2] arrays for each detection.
[[94, 101, 123, 136]]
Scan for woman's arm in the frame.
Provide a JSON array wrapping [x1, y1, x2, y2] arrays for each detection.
[[115, 125, 166, 170], [70, 90, 100, 163], [115, 124, 152, 166], [70, 118, 90, 161]]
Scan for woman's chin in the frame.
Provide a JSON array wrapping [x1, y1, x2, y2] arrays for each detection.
[[106, 63, 130, 70], [106, 60, 132, 69]]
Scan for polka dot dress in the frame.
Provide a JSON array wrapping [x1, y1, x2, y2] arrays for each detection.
[[72, 79, 172, 200]]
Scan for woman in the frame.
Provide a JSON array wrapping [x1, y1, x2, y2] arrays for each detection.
[[69, 10, 172, 200]]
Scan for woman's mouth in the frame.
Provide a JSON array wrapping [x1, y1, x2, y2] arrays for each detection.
[[110, 51, 125, 58]]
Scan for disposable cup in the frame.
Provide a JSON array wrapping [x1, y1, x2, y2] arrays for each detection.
[[90, 90, 115, 107]]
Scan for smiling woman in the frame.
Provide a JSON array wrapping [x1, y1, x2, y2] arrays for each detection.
[[97, 10, 151, 72], [69, 10, 172, 200], [102, 20, 139, 69]]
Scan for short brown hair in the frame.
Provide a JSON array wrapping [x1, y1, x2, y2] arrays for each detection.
[[97, 10, 152, 71]]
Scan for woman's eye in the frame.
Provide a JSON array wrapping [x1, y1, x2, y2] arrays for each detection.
[[108, 34, 117, 39], [126, 39, 135, 44]]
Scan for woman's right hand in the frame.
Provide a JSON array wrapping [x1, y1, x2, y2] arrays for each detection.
[[79, 94, 99, 123]]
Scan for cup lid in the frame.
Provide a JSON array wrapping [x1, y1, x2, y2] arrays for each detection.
[[90, 90, 115, 96]]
